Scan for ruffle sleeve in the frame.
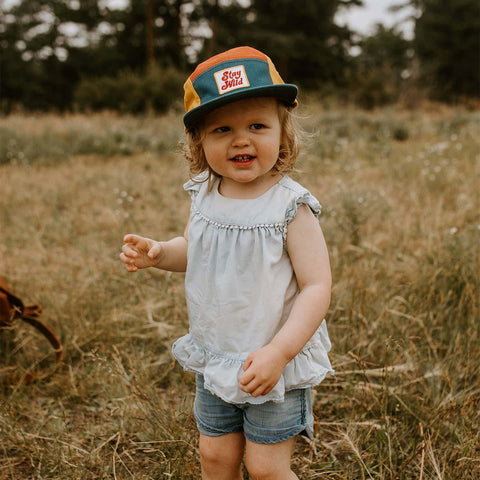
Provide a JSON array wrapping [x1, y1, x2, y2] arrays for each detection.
[[285, 191, 321, 224], [183, 172, 209, 198], [282, 188, 322, 246]]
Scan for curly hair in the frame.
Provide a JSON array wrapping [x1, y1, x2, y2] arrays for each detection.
[[181, 101, 300, 186]]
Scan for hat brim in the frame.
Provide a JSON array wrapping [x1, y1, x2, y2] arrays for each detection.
[[183, 84, 298, 130]]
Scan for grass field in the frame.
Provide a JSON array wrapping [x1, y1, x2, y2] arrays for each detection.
[[0, 103, 479, 479]]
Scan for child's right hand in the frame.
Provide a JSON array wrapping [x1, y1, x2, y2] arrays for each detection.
[[120, 234, 163, 272]]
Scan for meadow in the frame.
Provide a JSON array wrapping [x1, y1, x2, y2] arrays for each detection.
[[0, 102, 478, 479]]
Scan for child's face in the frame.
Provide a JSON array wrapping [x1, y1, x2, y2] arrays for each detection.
[[201, 97, 282, 196]]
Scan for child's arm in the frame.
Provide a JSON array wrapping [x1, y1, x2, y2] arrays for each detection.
[[120, 223, 189, 273], [238, 205, 331, 397]]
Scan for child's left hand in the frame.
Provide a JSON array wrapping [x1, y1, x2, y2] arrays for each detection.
[[238, 344, 290, 397]]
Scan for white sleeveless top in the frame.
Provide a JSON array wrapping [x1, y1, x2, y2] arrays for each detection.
[[172, 174, 333, 404]]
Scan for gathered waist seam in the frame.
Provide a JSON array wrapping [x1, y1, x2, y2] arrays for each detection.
[[184, 333, 328, 363]]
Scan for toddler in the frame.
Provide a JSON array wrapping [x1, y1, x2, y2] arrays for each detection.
[[120, 46, 333, 480]]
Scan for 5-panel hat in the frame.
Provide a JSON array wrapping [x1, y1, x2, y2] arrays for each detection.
[[183, 46, 298, 129]]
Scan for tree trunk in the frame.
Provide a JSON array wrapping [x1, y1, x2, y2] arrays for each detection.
[[146, 0, 155, 65]]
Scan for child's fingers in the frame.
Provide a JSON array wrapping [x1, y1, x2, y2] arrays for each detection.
[[239, 373, 274, 396], [238, 356, 255, 387], [147, 242, 162, 259], [123, 233, 143, 244], [249, 385, 266, 397], [250, 384, 270, 397], [238, 375, 265, 396], [238, 366, 254, 386], [121, 243, 138, 258], [123, 233, 150, 245], [119, 252, 138, 272], [119, 252, 136, 267], [125, 263, 138, 272], [242, 356, 253, 372]]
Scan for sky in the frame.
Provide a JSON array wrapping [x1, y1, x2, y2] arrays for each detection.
[[335, 0, 415, 37]]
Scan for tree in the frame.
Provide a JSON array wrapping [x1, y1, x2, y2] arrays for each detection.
[[352, 24, 412, 108], [186, 0, 362, 91], [0, 0, 191, 111], [0, 0, 81, 110], [412, 0, 480, 99], [185, 0, 251, 60], [244, 0, 362, 88]]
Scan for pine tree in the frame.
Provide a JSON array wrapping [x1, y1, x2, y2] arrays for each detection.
[[246, 0, 361, 88], [414, 0, 480, 99], [188, 0, 361, 90]]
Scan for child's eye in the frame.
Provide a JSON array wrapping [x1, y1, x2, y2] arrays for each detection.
[[213, 126, 230, 133], [250, 123, 265, 130]]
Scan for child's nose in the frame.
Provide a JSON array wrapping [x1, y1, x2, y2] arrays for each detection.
[[232, 135, 250, 147]]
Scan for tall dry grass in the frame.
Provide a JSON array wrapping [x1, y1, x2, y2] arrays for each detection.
[[0, 104, 479, 479]]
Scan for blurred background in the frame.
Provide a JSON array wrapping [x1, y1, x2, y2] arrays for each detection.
[[0, 0, 479, 114]]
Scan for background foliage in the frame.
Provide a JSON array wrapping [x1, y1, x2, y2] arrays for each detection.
[[1, 0, 479, 113]]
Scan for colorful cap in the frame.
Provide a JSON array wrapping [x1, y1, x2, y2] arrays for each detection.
[[183, 46, 298, 129]]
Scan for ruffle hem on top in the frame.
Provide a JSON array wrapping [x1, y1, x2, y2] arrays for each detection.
[[172, 320, 333, 405]]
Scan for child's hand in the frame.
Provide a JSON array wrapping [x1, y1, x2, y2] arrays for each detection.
[[238, 344, 290, 397], [120, 234, 163, 272]]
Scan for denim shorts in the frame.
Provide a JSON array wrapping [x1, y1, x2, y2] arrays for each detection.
[[194, 374, 314, 444]]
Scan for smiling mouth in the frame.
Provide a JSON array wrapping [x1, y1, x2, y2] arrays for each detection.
[[231, 155, 255, 163]]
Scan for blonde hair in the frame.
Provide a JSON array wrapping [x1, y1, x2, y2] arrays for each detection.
[[182, 101, 300, 185]]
